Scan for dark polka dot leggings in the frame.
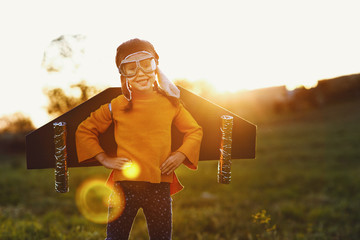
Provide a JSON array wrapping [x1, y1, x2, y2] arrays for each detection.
[[105, 181, 172, 240]]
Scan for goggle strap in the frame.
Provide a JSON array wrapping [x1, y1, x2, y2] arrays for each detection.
[[122, 51, 153, 62], [124, 78, 132, 101]]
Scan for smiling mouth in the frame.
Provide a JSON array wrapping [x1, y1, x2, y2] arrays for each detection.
[[136, 79, 149, 85]]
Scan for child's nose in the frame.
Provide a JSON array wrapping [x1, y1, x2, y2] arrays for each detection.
[[137, 69, 145, 76]]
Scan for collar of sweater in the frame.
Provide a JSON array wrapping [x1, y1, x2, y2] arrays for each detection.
[[131, 90, 157, 101]]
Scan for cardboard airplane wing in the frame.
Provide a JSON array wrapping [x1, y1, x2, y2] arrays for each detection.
[[26, 86, 256, 169]]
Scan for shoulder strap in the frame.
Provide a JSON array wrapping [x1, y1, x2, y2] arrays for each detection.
[[108, 103, 113, 119]]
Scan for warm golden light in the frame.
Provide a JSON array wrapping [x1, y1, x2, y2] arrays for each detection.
[[122, 161, 140, 179], [2, 1, 359, 128], [75, 179, 125, 224]]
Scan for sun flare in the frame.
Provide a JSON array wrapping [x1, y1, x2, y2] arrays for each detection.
[[75, 179, 125, 224], [122, 162, 140, 179]]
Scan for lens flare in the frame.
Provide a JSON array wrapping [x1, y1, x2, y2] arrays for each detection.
[[75, 179, 125, 224], [122, 162, 140, 179]]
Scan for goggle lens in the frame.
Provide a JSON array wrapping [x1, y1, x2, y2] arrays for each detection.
[[120, 58, 156, 77], [139, 58, 156, 72], [121, 62, 137, 76]]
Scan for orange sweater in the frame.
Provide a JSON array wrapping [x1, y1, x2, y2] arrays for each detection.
[[75, 91, 203, 194]]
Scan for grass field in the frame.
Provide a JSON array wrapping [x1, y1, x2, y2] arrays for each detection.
[[0, 99, 359, 239]]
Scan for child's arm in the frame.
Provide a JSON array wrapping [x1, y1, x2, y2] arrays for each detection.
[[75, 103, 114, 163], [161, 104, 203, 174]]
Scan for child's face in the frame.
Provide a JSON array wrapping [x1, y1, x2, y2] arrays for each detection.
[[127, 69, 156, 93], [123, 52, 157, 93]]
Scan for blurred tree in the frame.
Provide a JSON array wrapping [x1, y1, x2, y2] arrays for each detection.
[[0, 112, 35, 134], [41, 35, 99, 117], [0, 113, 35, 153], [42, 34, 86, 73], [44, 81, 100, 117]]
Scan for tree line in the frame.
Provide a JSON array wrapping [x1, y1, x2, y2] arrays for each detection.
[[1, 72, 359, 153]]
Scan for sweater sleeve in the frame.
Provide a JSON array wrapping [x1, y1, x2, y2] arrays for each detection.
[[75, 103, 113, 163], [173, 103, 203, 170]]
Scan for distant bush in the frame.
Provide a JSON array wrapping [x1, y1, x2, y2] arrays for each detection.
[[0, 113, 35, 153]]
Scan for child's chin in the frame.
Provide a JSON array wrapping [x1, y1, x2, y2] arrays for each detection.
[[135, 84, 152, 92]]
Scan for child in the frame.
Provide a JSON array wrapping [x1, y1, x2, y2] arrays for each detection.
[[75, 38, 203, 240]]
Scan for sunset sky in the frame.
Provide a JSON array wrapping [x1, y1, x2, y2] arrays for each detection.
[[1, 0, 359, 127]]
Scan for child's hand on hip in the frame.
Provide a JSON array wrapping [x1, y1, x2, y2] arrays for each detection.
[[160, 152, 186, 175], [95, 152, 131, 171]]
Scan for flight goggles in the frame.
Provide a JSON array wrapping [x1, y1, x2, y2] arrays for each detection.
[[118, 51, 157, 77]]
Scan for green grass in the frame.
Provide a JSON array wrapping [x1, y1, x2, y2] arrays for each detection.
[[1, 99, 360, 239]]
